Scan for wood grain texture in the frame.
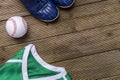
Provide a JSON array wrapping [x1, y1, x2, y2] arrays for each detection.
[[1, 0, 120, 80], [1, 22, 120, 65], [100, 75, 120, 80], [56, 0, 120, 20], [74, 0, 103, 6], [52, 50, 120, 79], [0, 0, 119, 21], [0, 16, 76, 46], [0, 0, 102, 21], [1, 43, 120, 79], [1, 1, 120, 47], [0, 0, 29, 20]]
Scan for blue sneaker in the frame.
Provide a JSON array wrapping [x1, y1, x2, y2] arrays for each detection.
[[21, 0, 59, 22], [53, 0, 75, 8]]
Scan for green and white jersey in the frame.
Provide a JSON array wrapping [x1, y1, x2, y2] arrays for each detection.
[[0, 44, 71, 80]]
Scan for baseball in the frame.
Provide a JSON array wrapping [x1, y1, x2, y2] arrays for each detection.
[[5, 16, 28, 38]]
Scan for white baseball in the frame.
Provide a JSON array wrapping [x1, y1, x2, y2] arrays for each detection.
[[6, 16, 28, 38]]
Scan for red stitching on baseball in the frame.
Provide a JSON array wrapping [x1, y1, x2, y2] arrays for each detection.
[[22, 17, 27, 31], [9, 18, 17, 37]]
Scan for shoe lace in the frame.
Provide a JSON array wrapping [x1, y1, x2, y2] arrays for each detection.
[[35, 0, 47, 9], [36, 0, 47, 4]]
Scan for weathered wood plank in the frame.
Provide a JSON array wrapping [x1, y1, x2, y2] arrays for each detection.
[[49, 0, 120, 32], [0, 0, 103, 20], [0, 0, 29, 20], [100, 75, 120, 80], [74, 0, 103, 6], [0, 0, 120, 80], [0, 0, 119, 43], [57, 0, 120, 20], [75, 10, 120, 31], [0, 0, 119, 21], [1, 22, 120, 65], [0, 16, 76, 46], [52, 50, 120, 79], [1, 7, 120, 47], [50, 8, 120, 32]]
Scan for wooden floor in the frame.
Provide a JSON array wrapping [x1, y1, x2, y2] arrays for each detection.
[[1, 0, 120, 79]]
